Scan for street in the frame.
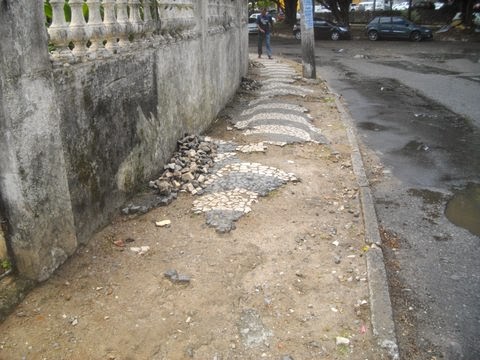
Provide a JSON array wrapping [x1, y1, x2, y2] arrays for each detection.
[[263, 36, 480, 359]]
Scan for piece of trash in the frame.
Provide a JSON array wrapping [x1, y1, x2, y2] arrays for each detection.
[[360, 324, 367, 334], [155, 220, 171, 227], [130, 246, 150, 255], [71, 318, 78, 326], [164, 269, 191, 284], [287, 160, 295, 164], [95, 287, 103, 291], [125, 237, 135, 243], [331, 307, 338, 313], [113, 239, 125, 247], [332, 240, 339, 247], [336, 336, 350, 345]]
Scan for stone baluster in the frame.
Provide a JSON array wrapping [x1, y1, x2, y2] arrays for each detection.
[[69, 0, 89, 59], [116, 0, 130, 49], [158, 2, 173, 43], [86, 0, 108, 59], [170, 3, 180, 40], [103, 0, 119, 53], [142, 0, 156, 45], [185, 3, 197, 38], [152, 0, 165, 44], [128, 0, 142, 46], [48, 0, 74, 63]]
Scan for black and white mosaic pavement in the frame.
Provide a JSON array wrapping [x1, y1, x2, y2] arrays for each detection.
[[190, 57, 328, 232]]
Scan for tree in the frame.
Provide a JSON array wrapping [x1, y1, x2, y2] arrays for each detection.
[[283, 0, 299, 24], [319, 0, 352, 26]]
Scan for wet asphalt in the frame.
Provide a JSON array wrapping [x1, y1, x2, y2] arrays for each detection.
[[256, 36, 480, 359]]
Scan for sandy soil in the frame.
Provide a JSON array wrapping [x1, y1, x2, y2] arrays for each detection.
[[0, 59, 389, 360]]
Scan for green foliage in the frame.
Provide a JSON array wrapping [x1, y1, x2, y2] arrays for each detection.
[[409, 10, 422, 23], [44, 2, 52, 24], [1, 259, 12, 271], [257, 0, 275, 9]]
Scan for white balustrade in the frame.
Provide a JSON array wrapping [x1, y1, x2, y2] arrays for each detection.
[[116, 0, 130, 49], [142, 0, 156, 45], [47, 0, 75, 63], [103, 0, 119, 53], [69, 0, 89, 58], [86, 0, 109, 58], [157, 1, 196, 41], [44, 0, 234, 64], [128, 0, 142, 46]]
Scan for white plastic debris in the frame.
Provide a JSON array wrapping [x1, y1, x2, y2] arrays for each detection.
[[130, 246, 150, 255], [336, 336, 350, 345], [155, 220, 171, 227]]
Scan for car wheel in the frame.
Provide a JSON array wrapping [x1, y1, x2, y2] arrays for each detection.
[[331, 31, 340, 41], [410, 31, 422, 41], [368, 30, 379, 41], [294, 30, 301, 40]]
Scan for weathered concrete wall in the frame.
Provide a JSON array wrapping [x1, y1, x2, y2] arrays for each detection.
[[0, 0, 78, 281], [0, 0, 248, 280]]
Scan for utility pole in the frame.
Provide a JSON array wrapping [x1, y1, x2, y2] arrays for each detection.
[[300, 0, 316, 79]]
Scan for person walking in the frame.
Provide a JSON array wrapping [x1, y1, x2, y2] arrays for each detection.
[[256, 8, 274, 59]]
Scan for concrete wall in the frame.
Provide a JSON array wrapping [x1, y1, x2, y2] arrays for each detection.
[[0, 0, 78, 281], [0, 0, 248, 281]]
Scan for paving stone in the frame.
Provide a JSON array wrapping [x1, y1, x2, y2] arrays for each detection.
[[241, 102, 308, 116], [235, 112, 314, 130]]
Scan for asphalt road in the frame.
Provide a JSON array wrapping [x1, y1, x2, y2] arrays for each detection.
[[256, 36, 480, 359]]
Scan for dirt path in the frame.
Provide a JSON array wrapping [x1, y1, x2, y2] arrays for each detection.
[[0, 57, 389, 359]]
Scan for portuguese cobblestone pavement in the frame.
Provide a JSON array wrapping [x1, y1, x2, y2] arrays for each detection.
[[191, 56, 328, 233]]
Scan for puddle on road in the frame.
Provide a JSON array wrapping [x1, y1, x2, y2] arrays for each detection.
[[376, 60, 458, 76], [407, 188, 444, 205], [445, 183, 480, 237], [402, 140, 430, 152], [358, 122, 388, 131]]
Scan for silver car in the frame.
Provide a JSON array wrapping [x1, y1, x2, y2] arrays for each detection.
[[248, 18, 258, 34]]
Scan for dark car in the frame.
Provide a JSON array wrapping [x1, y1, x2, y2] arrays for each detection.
[[366, 16, 433, 41], [293, 18, 350, 41]]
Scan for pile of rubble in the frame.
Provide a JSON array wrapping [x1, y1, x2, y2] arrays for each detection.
[[148, 134, 218, 196], [240, 77, 262, 92]]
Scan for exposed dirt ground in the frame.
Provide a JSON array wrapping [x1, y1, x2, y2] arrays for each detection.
[[0, 59, 389, 360]]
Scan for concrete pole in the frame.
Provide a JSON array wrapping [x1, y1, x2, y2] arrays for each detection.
[[300, 0, 316, 79], [0, 0, 78, 281]]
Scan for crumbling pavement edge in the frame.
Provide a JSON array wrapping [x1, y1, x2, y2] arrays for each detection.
[[326, 84, 401, 360]]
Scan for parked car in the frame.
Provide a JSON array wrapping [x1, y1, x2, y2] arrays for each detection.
[[293, 18, 350, 41], [249, 12, 276, 23], [366, 16, 433, 41], [248, 17, 258, 34]]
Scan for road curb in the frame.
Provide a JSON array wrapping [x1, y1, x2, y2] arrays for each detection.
[[327, 88, 400, 360]]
